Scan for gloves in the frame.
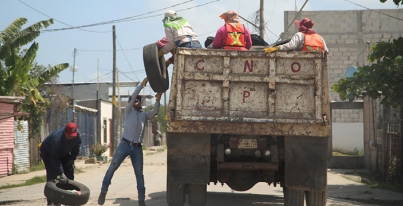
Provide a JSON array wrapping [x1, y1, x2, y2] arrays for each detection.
[[58, 173, 69, 184], [165, 59, 171, 68], [264, 46, 279, 54], [158, 49, 165, 57], [155, 92, 164, 101], [141, 78, 148, 87]]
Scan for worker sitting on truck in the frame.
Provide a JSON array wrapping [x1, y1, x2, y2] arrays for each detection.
[[156, 37, 174, 68], [264, 17, 329, 53], [212, 10, 252, 51], [158, 10, 202, 59]]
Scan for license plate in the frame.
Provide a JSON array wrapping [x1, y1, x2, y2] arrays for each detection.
[[238, 139, 257, 149]]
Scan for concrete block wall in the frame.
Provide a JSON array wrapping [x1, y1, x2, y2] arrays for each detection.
[[283, 9, 403, 102], [332, 109, 363, 123]]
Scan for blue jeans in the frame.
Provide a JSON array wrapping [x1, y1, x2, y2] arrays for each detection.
[[101, 139, 145, 200], [41, 152, 75, 204]]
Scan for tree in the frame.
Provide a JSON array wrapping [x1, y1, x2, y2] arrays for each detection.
[[380, 0, 403, 5], [332, 37, 403, 107], [0, 18, 69, 139], [144, 102, 167, 134]]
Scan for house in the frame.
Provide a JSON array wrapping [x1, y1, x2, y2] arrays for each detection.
[[0, 96, 26, 177]]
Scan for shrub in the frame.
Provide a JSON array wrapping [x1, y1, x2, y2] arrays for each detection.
[[91, 143, 109, 156]]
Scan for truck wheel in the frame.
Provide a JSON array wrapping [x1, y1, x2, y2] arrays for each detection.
[[143, 43, 169, 92], [44, 179, 90, 205], [188, 183, 207, 206], [305, 190, 327, 206], [283, 187, 304, 206], [166, 182, 186, 206]]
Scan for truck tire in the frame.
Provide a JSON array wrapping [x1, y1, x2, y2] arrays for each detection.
[[44, 179, 90, 205], [143, 43, 169, 92], [166, 182, 186, 206], [188, 183, 207, 206], [283, 187, 304, 206], [305, 190, 327, 206]]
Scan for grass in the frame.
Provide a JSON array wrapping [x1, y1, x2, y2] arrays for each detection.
[[0, 175, 46, 190], [29, 162, 45, 172]]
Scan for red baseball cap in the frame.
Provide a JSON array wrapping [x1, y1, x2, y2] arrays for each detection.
[[65, 122, 78, 137]]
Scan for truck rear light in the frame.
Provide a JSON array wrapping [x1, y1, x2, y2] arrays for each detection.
[[264, 149, 271, 157], [257, 138, 266, 149], [225, 148, 231, 155], [229, 137, 239, 148]]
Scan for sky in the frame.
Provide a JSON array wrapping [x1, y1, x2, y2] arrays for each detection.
[[1, 0, 400, 98]]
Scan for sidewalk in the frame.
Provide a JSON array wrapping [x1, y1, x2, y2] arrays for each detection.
[[0, 145, 166, 188]]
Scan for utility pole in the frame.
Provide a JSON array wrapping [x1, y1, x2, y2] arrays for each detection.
[[259, 0, 265, 39], [72, 48, 77, 121], [112, 25, 117, 150]]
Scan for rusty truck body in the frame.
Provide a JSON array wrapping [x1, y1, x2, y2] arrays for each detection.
[[166, 48, 330, 206]]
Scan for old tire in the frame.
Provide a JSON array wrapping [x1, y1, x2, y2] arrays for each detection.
[[269, 38, 291, 47], [44, 179, 90, 205], [166, 182, 186, 206], [283, 187, 304, 206], [188, 183, 207, 206], [143, 43, 169, 92], [306, 190, 327, 206]]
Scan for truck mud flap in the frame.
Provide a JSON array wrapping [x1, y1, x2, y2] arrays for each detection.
[[167, 132, 210, 184], [284, 136, 328, 191]]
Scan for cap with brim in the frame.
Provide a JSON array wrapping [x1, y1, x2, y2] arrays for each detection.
[[163, 10, 176, 21], [65, 122, 78, 137]]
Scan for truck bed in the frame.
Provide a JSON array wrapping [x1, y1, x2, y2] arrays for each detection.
[[168, 48, 330, 137]]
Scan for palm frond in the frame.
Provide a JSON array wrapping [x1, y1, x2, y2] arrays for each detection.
[[38, 63, 69, 85], [0, 18, 27, 44]]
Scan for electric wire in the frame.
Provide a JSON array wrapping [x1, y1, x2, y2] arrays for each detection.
[[17, 0, 110, 33], [40, 0, 219, 33], [84, 71, 112, 83], [344, 0, 403, 21], [116, 36, 139, 81], [276, 0, 309, 42]]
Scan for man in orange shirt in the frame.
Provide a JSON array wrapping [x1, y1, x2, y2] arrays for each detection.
[[264, 17, 328, 53]]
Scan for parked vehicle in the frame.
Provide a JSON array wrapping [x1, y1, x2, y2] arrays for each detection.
[[147, 46, 330, 206]]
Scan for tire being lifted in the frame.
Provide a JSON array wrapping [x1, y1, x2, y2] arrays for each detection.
[[44, 179, 90, 205], [143, 43, 169, 92]]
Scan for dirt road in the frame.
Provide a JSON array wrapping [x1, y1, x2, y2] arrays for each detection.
[[0, 149, 402, 206]]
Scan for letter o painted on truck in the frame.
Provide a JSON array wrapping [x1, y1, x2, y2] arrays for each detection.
[[291, 62, 301, 73]]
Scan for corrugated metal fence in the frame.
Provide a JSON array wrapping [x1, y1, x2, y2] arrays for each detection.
[[13, 121, 29, 173]]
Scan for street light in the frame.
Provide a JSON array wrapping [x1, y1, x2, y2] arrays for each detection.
[[70, 65, 78, 98]]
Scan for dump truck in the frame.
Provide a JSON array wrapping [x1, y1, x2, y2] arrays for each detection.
[[165, 47, 330, 206]]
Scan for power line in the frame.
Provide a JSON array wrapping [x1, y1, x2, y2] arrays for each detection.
[[40, 0, 219, 33], [344, 0, 403, 21], [77, 48, 142, 52], [17, 0, 110, 33], [116, 35, 139, 81], [118, 70, 137, 82], [277, 0, 309, 42]]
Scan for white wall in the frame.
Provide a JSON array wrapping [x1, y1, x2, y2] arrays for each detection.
[[100, 100, 113, 156], [332, 123, 364, 152]]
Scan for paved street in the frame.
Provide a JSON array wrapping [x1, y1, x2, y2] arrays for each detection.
[[0, 148, 402, 206]]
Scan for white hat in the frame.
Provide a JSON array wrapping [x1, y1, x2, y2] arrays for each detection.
[[164, 10, 176, 19]]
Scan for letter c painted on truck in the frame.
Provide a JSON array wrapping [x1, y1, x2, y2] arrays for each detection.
[[196, 60, 205, 70], [243, 91, 250, 103], [291, 62, 301, 73]]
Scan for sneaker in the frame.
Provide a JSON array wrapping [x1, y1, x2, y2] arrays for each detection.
[[98, 191, 107, 205], [138, 200, 146, 206]]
